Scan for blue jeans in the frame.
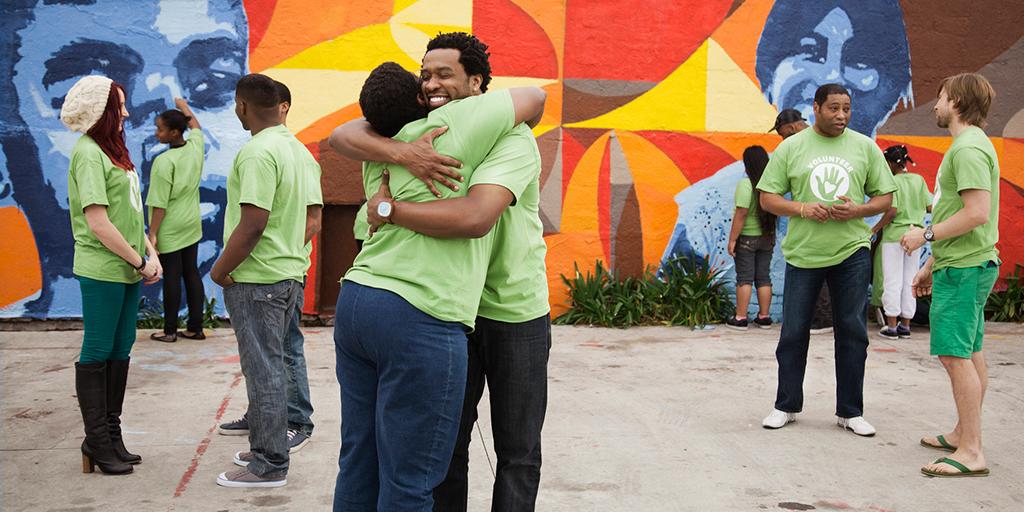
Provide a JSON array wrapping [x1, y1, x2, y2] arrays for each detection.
[[775, 248, 870, 418], [333, 281, 468, 512], [433, 314, 551, 512], [223, 280, 301, 477], [284, 282, 314, 436]]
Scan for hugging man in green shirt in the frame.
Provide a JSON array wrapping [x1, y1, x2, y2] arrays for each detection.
[[757, 84, 896, 438], [329, 51, 546, 509], [332, 33, 550, 512], [902, 73, 1000, 478]]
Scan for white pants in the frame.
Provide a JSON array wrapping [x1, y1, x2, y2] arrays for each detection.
[[880, 242, 921, 319]]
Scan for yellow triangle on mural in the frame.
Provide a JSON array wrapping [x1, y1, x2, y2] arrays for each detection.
[[259, 69, 370, 134], [565, 42, 708, 132], [393, 0, 418, 14], [705, 39, 778, 133], [391, 0, 472, 27], [405, 23, 473, 39], [275, 24, 420, 71]]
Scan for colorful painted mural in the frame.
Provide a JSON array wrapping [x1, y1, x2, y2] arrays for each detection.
[[1, 0, 1022, 319]]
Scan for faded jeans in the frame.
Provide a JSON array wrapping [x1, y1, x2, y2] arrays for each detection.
[[224, 280, 301, 477], [285, 282, 314, 436]]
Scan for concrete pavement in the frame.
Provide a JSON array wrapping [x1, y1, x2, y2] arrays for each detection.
[[2, 323, 1023, 511]]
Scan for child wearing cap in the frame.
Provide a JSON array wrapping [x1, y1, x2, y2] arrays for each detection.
[[871, 145, 931, 339]]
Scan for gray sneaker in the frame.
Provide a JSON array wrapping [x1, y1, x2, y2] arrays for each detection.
[[288, 429, 310, 452], [233, 451, 253, 467], [218, 416, 249, 436], [216, 467, 286, 488]]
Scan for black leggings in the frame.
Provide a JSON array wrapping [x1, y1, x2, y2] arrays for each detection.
[[161, 242, 206, 334]]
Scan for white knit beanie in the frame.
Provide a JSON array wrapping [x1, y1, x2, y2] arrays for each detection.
[[60, 75, 113, 133]]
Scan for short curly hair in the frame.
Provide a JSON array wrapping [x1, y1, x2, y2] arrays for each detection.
[[425, 32, 492, 93], [359, 62, 426, 138]]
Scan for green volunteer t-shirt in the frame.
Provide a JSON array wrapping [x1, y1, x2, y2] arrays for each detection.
[[353, 203, 369, 241], [68, 135, 145, 284], [734, 177, 763, 237], [757, 128, 896, 269], [931, 126, 1000, 270], [473, 124, 550, 323], [223, 125, 310, 284], [881, 172, 930, 243], [146, 129, 204, 253], [345, 90, 516, 329], [295, 135, 324, 272]]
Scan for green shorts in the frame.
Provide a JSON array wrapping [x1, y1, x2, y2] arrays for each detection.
[[930, 262, 999, 358]]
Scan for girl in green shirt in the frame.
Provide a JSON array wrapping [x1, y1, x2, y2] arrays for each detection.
[[60, 76, 162, 476], [726, 146, 777, 330], [146, 99, 207, 342]]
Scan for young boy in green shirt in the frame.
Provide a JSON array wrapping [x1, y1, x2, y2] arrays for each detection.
[[210, 74, 313, 489], [901, 73, 999, 478], [757, 83, 896, 437]]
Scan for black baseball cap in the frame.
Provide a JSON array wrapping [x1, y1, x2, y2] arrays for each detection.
[[770, 108, 805, 132]]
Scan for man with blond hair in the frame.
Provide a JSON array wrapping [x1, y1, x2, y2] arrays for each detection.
[[902, 73, 999, 478]]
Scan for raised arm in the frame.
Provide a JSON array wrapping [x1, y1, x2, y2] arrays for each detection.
[[508, 86, 546, 128], [174, 98, 201, 130]]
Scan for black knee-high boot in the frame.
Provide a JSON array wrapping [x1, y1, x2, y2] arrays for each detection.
[[76, 362, 133, 475], [106, 358, 142, 464]]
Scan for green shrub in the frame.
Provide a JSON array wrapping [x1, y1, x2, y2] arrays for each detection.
[[985, 264, 1024, 322], [554, 255, 732, 328], [137, 296, 221, 329]]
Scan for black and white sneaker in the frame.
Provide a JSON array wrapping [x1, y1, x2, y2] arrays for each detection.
[[287, 429, 310, 452], [218, 416, 249, 436], [897, 325, 911, 339], [752, 316, 773, 329], [878, 327, 899, 340], [725, 317, 749, 331]]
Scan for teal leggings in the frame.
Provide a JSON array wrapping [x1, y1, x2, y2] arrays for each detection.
[[78, 276, 141, 363]]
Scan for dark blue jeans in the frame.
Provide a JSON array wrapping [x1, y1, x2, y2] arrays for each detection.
[[223, 280, 301, 477], [433, 314, 551, 512], [284, 282, 314, 436], [775, 248, 870, 418], [333, 281, 468, 512]]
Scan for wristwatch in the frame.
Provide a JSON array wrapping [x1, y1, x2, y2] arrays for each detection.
[[923, 225, 935, 242], [376, 200, 393, 220]]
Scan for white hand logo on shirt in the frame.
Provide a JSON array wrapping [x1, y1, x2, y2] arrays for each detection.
[[809, 162, 850, 202]]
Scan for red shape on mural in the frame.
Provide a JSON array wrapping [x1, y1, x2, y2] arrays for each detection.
[[474, 0, 558, 78], [243, 0, 277, 51], [563, 0, 732, 81], [560, 129, 588, 199], [636, 131, 735, 184]]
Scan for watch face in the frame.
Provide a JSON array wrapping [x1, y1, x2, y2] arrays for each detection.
[[377, 201, 392, 217]]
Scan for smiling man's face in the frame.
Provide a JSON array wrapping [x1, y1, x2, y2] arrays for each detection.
[[419, 48, 482, 110]]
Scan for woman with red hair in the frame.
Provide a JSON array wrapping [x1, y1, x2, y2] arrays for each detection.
[[61, 75, 162, 475]]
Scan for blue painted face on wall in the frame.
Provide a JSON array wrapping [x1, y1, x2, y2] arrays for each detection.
[[2, 0, 248, 316], [755, 0, 912, 137]]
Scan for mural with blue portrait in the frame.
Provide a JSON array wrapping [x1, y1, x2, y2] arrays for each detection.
[[1, 0, 248, 317]]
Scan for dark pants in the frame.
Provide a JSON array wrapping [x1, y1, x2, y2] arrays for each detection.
[[333, 282, 467, 512], [160, 242, 205, 334], [223, 280, 301, 477], [433, 314, 551, 512], [78, 276, 140, 363], [775, 248, 870, 418]]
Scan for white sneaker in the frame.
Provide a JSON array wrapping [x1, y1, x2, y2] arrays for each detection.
[[837, 416, 876, 437], [762, 409, 796, 429], [809, 326, 833, 335]]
